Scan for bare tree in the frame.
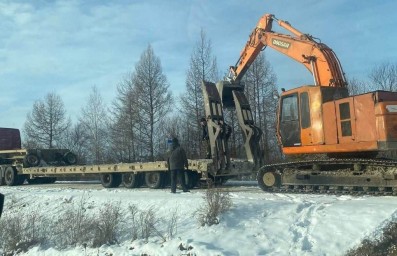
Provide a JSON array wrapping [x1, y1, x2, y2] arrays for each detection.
[[244, 53, 281, 162], [79, 86, 109, 164], [58, 123, 88, 164], [346, 77, 372, 95], [180, 29, 219, 158], [132, 45, 172, 161], [369, 62, 397, 91], [110, 76, 140, 162], [23, 93, 70, 149]]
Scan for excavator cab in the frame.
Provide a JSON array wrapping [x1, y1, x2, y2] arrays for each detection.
[[277, 85, 397, 157], [277, 86, 348, 150]]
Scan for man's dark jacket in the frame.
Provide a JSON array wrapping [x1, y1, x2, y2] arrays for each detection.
[[168, 140, 188, 170]]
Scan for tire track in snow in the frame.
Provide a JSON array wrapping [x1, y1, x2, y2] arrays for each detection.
[[288, 200, 327, 255]]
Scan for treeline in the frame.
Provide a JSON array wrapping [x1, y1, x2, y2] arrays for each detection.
[[21, 30, 282, 165]]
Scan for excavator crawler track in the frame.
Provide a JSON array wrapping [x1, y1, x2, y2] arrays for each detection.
[[257, 158, 397, 196]]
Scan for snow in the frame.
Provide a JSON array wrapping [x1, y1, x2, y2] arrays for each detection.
[[1, 181, 397, 255]]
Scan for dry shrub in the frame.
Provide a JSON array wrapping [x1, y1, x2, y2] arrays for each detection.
[[138, 206, 160, 243], [52, 194, 94, 248], [346, 221, 397, 256], [166, 208, 178, 240], [195, 188, 232, 226], [128, 204, 179, 243], [128, 204, 140, 241], [93, 201, 123, 247], [0, 209, 50, 254]]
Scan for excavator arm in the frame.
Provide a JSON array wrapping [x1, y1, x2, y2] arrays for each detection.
[[230, 14, 346, 87]]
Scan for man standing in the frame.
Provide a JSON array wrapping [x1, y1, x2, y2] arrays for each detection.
[[167, 137, 189, 193]]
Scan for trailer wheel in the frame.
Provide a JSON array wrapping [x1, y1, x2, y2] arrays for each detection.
[[100, 173, 122, 188], [4, 166, 24, 186], [122, 173, 142, 188], [257, 168, 281, 191], [63, 152, 77, 165], [145, 172, 165, 189], [23, 153, 40, 167]]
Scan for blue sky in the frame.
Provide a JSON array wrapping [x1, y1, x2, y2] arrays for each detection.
[[1, 0, 396, 130]]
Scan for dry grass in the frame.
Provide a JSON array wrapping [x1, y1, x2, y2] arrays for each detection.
[[346, 221, 397, 256], [0, 198, 180, 253], [0, 209, 50, 254], [92, 201, 123, 247], [52, 194, 95, 248]]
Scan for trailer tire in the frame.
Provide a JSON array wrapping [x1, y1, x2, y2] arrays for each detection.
[[145, 172, 165, 189], [4, 166, 23, 186], [23, 153, 40, 167], [63, 152, 77, 165], [100, 173, 122, 188], [122, 173, 142, 188]]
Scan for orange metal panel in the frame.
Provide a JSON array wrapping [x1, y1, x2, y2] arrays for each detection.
[[322, 101, 338, 145], [375, 102, 397, 141], [353, 93, 376, 142], [306, 87, 324, 145]]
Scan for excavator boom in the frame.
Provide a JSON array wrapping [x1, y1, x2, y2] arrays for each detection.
[[230, 14, 346, 87]]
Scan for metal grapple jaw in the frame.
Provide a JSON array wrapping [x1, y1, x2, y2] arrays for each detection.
[[216, 80, 245, 109], [202, 81, 264, 170]]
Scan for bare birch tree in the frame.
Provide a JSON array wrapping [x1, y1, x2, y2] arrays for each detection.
[[23, 93, 70, 149]]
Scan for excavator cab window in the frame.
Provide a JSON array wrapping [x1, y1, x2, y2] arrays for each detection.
[[279, 93, 301, 146], [339, 102, 352, 136], [281, 95, 298, 121]]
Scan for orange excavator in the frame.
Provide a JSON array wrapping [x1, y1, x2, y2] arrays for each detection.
[[203, 13, 397, 194]]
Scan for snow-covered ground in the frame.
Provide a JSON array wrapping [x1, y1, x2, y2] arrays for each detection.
[[1, 181, 397, 256]]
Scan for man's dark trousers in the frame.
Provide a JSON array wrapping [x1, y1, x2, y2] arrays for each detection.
[[170, 169, 188, 193]]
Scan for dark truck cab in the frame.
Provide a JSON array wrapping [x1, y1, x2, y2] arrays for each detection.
[[0, 128, 21, 150]]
